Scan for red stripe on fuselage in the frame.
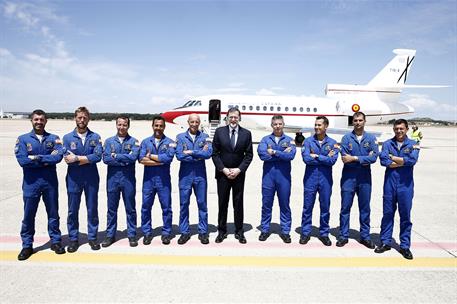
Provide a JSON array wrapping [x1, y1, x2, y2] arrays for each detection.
[[161, 110, 346, 123]]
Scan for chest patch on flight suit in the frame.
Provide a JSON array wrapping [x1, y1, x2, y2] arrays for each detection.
[[324, 145, 331, 151], [281, 142, 289, 148], [363, 142, 370, 148], [198, 141, 205, 148], [46, 141, 54, 148], [348, 143, 353, 151], [26, 143, 32, 152], [160, 145, 168, 152], [124, 144, 132, 151], [70, 142, 77, 150], [404, 148, 411, 153], [89, 140, 97, 147]]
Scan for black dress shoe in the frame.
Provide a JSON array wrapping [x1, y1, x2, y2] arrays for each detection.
[[235, 232, 247, 244], [215, 232, 227, 243], [399, 248, 414, 260], [359, 239, 375, 249], [258, 232, 270, 241], [128, 237, 138, 247], [101, 237, 115, 248], [67, 241, 79, 253], [374, 243, 391, 253], [198, 234, 209, 245], [17, 247, 33, 261], [89, 240, 101, 251], [280, 234, 291, 244], [51, 243, 66, 254], [318, 236, 332, 246], [177, 234, 191, 245], [161, 235, 171, 245], [299, 234, 310, 245], [336, 238, 348, 247], [143, 234, 153, 245]]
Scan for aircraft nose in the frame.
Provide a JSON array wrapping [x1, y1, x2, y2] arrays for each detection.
[[161, 111, 179, 123]]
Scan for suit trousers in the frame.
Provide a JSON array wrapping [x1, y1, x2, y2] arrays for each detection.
[[216, 173, 245, 234]]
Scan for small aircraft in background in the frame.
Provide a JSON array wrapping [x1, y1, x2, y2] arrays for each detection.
[[162, 49, 439, 141]]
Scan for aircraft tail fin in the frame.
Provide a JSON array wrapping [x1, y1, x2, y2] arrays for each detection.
[[367, 49, 416, 87]]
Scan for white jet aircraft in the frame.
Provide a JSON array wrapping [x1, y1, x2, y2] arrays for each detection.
[[162, 49, 433, 139]]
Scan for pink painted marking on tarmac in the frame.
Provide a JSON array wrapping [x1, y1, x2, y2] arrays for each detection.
[[1, 235, 455, 251]]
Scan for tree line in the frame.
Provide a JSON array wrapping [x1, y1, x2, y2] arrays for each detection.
[[43, 112, 160, 121]]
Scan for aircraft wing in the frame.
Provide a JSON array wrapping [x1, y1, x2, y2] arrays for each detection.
[[284, 124, 385, 141]]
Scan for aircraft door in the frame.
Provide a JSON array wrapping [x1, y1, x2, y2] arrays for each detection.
[[208, 99, 221, 122]]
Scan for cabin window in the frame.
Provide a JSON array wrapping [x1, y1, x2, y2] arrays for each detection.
[[313, 107, 317, 112], [300, 107, 304, 112], [270, 106, 274, 111], [306, 107, 310, 112], [263, 106, 267, 111], [256, 106, 260, 111], [285, 107, 289, 112], [242, 105, 246, 110], [249, 106, 253, 110], [277, 106, 281, 111], [293, 107, 297, 112]]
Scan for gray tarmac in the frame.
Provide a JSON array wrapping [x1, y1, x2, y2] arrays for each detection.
[[0, 119, 456, 303]]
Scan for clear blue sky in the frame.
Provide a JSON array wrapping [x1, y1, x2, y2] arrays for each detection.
[[1, 0, 456, 120]]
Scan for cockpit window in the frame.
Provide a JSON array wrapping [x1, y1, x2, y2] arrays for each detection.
[[174, 100, 201, 109]]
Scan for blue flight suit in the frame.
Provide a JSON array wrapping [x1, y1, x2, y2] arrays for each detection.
[[176, 130, 212, 235], [140, 135, 176, 237], [63, 129, 102, 242], [339, 131, 379, 240], [102, 135, 140, 239], [15, 131, 64, 248], [257, 133, 296, 234], [301, 135, 339, 236], [379, 136, 419, 249]]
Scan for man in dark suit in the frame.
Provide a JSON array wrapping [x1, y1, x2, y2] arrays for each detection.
[[212, 107, 253, 244]]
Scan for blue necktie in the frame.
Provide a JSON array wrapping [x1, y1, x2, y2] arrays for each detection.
[[230, 129, 236, 149]]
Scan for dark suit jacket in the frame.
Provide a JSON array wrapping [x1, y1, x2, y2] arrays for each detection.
[[212, 125, 253, 178]]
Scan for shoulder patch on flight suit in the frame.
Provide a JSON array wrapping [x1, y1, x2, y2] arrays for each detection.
[[16, 139, 19, 145], [55, 139, 62, 145], [169, 142, 177, 148], [334, 143, 340, 149], [135, 140, 140, 146], [413, 144, 420, 150], [205, 137, 212, 143]]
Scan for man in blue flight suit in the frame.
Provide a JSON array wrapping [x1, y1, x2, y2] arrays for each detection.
[[139, 115, 176, 245], [14, 109, 66, 260], [175, 114, 212, 245], [101, 115, 140, 248], [63, 106, 103, 252], [375, 119, 419, 260], [257, 115, 296, 243], [336, 112, 379, 249], [300, 116, 339, 246]]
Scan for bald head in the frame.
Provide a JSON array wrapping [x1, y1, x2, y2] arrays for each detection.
[[187, 113, 201, 135]]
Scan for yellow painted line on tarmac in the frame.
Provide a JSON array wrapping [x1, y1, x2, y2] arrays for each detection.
[[1, 251, 455, 268]]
